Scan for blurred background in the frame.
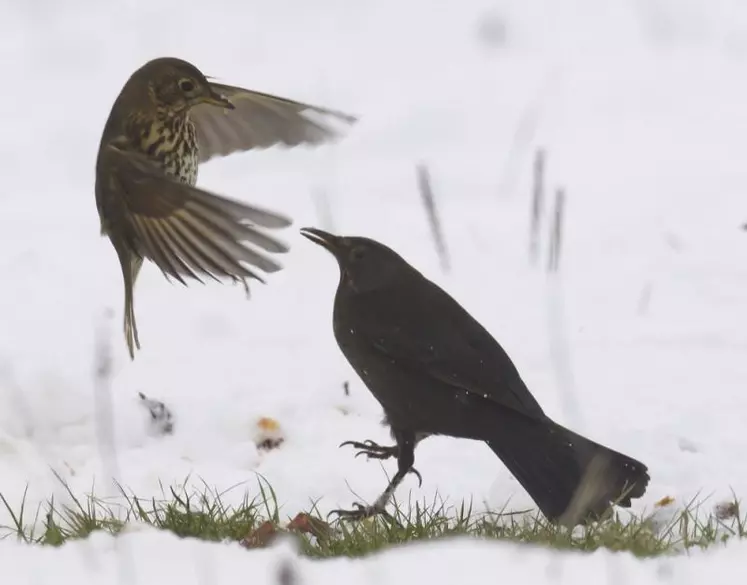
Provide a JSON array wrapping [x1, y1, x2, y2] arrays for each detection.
[[1, 0, 747, 537]]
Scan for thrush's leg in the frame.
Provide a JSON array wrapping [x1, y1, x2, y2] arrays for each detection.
[[330, 430, 418, 521]]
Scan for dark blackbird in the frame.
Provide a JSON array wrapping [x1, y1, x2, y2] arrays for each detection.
[[300, 227, 650, 526], [96, 57, 357, 359]]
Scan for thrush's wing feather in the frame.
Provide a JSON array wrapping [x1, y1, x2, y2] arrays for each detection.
[[104, 144, 291, 285], [348, 286, 546, 419], [192, 83, 358, 163]]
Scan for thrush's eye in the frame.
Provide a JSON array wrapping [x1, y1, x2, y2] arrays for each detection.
[[178, 78, 195, 93]]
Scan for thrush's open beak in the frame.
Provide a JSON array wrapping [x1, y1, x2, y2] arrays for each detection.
[[300, 227, 342, 255], [202, 89, 235, 110]]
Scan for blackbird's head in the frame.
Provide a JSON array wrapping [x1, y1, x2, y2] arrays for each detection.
[[120, 57, 235, 115], [300, 227, 412, 293]]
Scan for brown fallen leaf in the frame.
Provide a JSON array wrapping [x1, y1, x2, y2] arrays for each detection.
[[655, 496, 675, 508], [287, 513, 333, 541], [241, 521, 280, 549], [257, 417, 280, 432], [714, 501, 739, 521]]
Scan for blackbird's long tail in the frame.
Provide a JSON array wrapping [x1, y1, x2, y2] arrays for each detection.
[[485, 415, 649, 525]]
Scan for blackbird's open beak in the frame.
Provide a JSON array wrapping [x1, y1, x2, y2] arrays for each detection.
[[300, 227, 343, 255]]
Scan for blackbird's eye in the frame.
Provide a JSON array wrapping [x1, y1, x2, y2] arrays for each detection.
[[350, 246, 367, 262], [178, 78, 195, 93]]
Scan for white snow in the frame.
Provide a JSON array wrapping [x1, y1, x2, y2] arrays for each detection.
[[3, 528, 747, 585], [2, 0, 747, 580]]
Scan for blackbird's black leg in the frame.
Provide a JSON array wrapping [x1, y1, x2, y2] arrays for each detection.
[[330, 430, 418, 521], [339, 439, 398, 461], [339, 437, 423, 485]]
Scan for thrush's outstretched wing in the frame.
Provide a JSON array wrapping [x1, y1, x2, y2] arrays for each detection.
[[102, 143, 291, 285], [192, 83, 358, 163], [346, 282, 547, 420]]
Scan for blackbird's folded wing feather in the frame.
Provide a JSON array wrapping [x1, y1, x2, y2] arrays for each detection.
[[349, 284, 546, 419]]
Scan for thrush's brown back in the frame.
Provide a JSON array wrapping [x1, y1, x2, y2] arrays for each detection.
[[96, 57, 357, 359]]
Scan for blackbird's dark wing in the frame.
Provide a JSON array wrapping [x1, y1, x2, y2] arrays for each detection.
[[192, 83, 358, 163], [348, 283, 546, 419], [102, 143, 291, 285]]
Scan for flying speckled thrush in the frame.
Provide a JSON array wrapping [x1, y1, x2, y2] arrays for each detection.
[[95, 57, 357, 359]]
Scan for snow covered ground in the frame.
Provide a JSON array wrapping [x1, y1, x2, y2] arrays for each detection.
[[2, 0, 747, 580], [4, 527, 747, 585]]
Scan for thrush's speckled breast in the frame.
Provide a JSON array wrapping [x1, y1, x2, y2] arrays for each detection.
[[125, 111, 199, 185], [96, 57, 357, 360]]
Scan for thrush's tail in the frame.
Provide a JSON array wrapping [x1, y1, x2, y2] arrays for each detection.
[[485, 415, 649, 525]]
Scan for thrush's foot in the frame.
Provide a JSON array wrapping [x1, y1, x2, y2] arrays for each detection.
[[339, 440, 422, 486]]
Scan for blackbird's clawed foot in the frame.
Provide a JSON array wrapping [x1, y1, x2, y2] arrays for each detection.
[[339, 439, 423, 486], [339, 439, 397, 460], [327, 502, 400, 525]]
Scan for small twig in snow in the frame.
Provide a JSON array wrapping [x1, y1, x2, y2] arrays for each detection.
[[416, 164, 451, 273], [547, 188, 566, 274], [92, 309, 136, 585], [637, 282, 654, 316], [497, 68, 563, 199], [529, 148, 546, 266]]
